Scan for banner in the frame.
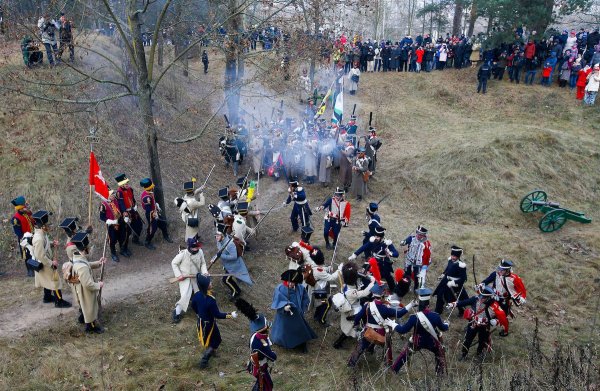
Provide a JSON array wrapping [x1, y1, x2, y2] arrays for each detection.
[[89, 151, 110, 201]]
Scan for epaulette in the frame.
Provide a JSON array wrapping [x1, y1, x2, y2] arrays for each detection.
[[458, 261, 466, 268]]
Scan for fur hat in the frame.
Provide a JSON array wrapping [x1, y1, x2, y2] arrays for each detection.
[[450, 245, 463, 258]]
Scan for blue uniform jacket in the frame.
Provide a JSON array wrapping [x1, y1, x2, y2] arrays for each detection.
[[191, 291, 229, 348], [251, 332, 277, 362], [353, 300, 409, 326], [353, 240, 398, 262], [392, 309, 448, 348]]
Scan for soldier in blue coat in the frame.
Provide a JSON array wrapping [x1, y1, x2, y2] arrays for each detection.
[[348, 226, 399, 290], [214, 225, 253, 300], [235, 298, 277, 391], [348, 284, 415, 367], [284, 178, 312, 232], [270, 269, 317, 353], [433, 246, 469, 315], [361, 202, 382, 257], [190, 274, 238, 369], [386, 287, 449, 375]]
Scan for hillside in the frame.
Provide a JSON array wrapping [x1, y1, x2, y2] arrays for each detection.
[[0, 35, 599, 391]]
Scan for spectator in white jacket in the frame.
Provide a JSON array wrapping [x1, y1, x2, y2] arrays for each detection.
[[37, 15, 60, 65], [584, 64, 600, 106]]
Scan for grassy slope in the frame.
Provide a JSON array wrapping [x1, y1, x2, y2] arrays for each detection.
[[1, 37, 599, 390]]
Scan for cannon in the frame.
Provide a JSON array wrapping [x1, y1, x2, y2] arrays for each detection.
[[520, 190, 592, 232]]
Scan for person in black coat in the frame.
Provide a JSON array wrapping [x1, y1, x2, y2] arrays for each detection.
[[433, 246, 469, 315], [202, 50, 209, 73], [477, 61, 492, 94]]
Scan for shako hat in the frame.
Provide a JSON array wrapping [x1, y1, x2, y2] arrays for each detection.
[[236, 202, 249, 215], [32, 210, 49, 226], [140, 178, 154, 190], [59, 217, 79, 236], [416, 287, 433, 302], [367, 202, 378, 214], [11, 196, 26, 209], [71, 230, 90, 251], [450, 245, 463, 258], [218, 187, 229, 200], [235, 298, 270, 333], [280, 269, 303, 284], [498, 259, 514, 270], [115, 173, 129, 186]]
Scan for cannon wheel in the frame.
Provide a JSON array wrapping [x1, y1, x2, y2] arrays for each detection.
[[539, 210, 567, 232], [520, 190, 548, 213]]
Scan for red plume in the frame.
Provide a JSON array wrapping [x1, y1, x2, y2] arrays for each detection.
[[394, 268, 405, 283], [368, 258, 382, 285]]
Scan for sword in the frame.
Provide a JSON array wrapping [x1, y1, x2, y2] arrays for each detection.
[[376, 194, 389, 206], [199, 164, 216, 190], [446, 285, 465, 323]]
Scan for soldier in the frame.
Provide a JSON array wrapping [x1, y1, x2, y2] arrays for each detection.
[[401, 225, 432, 292], [331, 262, 376, 349], [365, 127, 382, 174], [11, 196, 36, 276], [115, 173, 144, 247], [480, 259, 527, 316], [318, 187, 351, 250], [191, 274, 238, 369], [433, 246, 469, 315], [31, 210, 72, 308], [174, 179, 205, 242], [363, 202, 382, 253], [99, 190, 126, 262], [59, 217, 86, 324], [235, 298, 277, 391], [139, 178, 173, 249], [351, 147, 369, 201], [214, 225, 253, 300], [270, 269, 317, 353], [348, 226, 398, 291], [171, 237, 208, 323], [338, 137, 355, 192], [311, 247, 342, 327], [348, 283, 413, 367], [231, 202, 255, 252], [69, 230, 106, 333], [448, 285, 509, 360], [386, 288, 449, 375], [283, 178, 312, 233], [220, 130, 241, 176]]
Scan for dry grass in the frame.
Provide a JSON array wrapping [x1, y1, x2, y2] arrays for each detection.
[[0, 36, 599, 390]]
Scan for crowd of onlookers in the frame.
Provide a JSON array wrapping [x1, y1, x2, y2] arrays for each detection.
[[20, 12, 74, 67], [322, 28, 600, 105]]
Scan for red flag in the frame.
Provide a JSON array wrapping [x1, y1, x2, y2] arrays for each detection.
[[89, 151, 110, 200]]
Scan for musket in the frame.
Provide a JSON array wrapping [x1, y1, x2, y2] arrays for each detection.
[[199, 163, 216, 190], [446, 285, 465, 323], [244, 199, 280, 240], [376, 194, 389, 206], [472, 254, 478, 286], [97, 230, 109, 309], [352, 103, 357, 116], [169, 273, 242, 284], [224, 114, 231, 128], [368, 111, 373, 127], [207, 233, 235, 272]]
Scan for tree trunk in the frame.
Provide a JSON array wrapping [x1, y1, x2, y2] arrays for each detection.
[[158, 31, 164, 67], [467, 1, 478, 37], [452, 0, 464, 36], [224, 0, 244, 124], [127, 0, 167, 220]]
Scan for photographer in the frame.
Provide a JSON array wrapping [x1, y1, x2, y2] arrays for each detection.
[[37, 15, 60, 65], [21, 35, 43, 68], [58, 13, 74, 63]]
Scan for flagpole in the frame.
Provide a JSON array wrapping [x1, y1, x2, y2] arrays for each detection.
[[88, 144, 93, 225]]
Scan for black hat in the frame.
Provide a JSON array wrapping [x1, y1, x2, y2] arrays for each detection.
[[416, 287, 433, 302], [208, 203, 222, 218], [479, 285, 495, 297], [450, 245, 463, 258], [183, 180, 195, 192], [237, 202, 249, 215], [374, 226, 386, 237], [300, 225, 314, 242], [280, 269, 304, 284], [218, 187, 229, 200], [11, 196, 26, 208], [235, 298, 270, 333], [310, 247, 325, 265], [350, 115, 357, 120], [215, 223, 227, 236], [416, 225, 428, 235], [140, 178, 154, 190], [288, 177, 299, 186], [236, 177, 248, 188], [115, 173, 129, 186], [59, 217, 79, 236], [32, 210, 49, 226], [498, 259, 514, 270], [71, 230, 90, 251], [334, 187, 345, 196], [367, 202, 378, 214]]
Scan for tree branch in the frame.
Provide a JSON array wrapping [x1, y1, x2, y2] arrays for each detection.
[[0, 86, 133, 105], [100, 0, 137, 68], [148, 0, 173, 82], [158, 99, 226, 143]]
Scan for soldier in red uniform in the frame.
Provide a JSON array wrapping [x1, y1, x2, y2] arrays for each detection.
[[480, 259, 527, 317], [11, 196, 36, 276], [99, 190, 125, 262], [115, 173, 143, 248], [317, 187, 351, 250], [140, 178, 173, 249]]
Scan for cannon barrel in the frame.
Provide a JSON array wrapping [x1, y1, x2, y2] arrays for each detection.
[[531, 201, 560, 208]]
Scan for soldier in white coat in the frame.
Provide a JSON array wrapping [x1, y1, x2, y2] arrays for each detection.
[[31, 210, 71, 308], [174, 180, 206, 242], [231, 202, 255, 252], [171, 237, 208, 323], [69, 231, 106, 333]]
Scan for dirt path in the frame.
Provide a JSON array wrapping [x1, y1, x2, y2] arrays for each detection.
[[0, 260, 172, 339]]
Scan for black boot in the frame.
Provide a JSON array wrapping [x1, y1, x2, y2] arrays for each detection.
[[163, 234, 174, 244], [145, 241, 156, 250], [55, 291, 72, 308], [132, 235, 143, 246], [78, 309, 85, 324], [199, 347, 214, 368], [172, 309, 181, 324], [111, 253, 120, 262], [333, 333, 348, 349], [43, 288, 55, 303], [85, 322, 104, 334]]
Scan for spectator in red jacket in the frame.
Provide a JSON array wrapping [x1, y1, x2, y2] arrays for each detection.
[[576, 64, 592, 100], [415, 47, 424, 73]]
